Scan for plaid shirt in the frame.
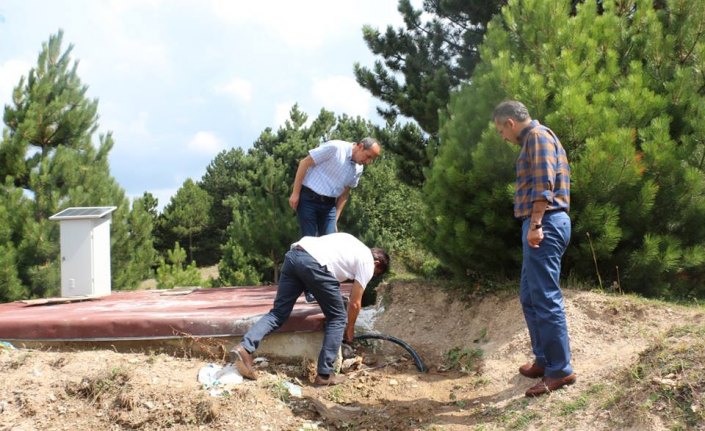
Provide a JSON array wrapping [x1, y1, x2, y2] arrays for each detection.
[[514, 120, 571, 219]]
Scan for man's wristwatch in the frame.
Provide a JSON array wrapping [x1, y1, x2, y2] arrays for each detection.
[[532, 223, 543, 230]]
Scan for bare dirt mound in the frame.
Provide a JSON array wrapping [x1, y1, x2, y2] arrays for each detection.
[[1, 281, 703, 430]]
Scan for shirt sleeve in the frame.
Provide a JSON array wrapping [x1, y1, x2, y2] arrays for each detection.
[[525, 130, 556, 203], [309, 143, 337, 165], [353, 259, 375, 290]]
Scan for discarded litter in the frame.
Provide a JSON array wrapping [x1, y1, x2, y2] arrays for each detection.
[[253, 356, 269, 367], [0, 341, 16, 350], [198, 363, 244, 396], [282, 381, 303, 398]]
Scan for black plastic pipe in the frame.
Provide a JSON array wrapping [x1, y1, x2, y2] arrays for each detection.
[[353, 333, 427, 372]]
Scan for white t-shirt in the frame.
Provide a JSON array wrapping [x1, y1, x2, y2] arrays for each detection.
[[293, 233, 375, 289]]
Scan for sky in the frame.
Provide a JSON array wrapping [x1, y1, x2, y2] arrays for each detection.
[[0, 0, 410, 211]]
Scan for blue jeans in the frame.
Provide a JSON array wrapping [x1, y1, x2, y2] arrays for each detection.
[[240, 248, 347, 375], [297, 191, 337, 237], [520, 210, 573, 378]]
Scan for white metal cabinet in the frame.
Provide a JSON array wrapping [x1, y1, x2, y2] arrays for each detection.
[[49, 207, 117, 297]]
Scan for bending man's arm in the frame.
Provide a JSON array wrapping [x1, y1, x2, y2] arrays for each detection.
[[343, 281, 364, 344], [289, 155, 315, 210]]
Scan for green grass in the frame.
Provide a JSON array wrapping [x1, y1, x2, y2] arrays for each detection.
[[443, 346, 484, 373], [558, 395, 589, 416]]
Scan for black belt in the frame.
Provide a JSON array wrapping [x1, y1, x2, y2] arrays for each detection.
[[301, 185, 336, 204]]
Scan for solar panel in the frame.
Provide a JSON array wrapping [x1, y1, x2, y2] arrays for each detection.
[[49, 206, 117, 220]]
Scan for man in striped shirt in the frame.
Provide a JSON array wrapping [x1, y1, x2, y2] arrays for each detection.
[[289, 138, 381, 302], [493, 100, 576, 397]]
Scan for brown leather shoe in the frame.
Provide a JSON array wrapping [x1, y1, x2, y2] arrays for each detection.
[[313, 373, 347, 386], [229, 345, 257, 380], [525, 373, 577, 397], [519, 362, 545, 378]]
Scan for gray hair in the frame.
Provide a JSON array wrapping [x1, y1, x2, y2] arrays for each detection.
[[360, 137, 380, 149], [493, 100, 531, 122]]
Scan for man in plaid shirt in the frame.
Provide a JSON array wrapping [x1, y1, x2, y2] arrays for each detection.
[[493, 100, 576, 397]]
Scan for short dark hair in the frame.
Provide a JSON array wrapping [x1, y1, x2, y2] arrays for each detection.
[[360, 137, 380, 150], [371, 247, 390, 274], [493, 100, 531, 122]]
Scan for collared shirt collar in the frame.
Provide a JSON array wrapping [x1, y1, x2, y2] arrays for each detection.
[[347, 144, 356, 165], [518, 120, 541, 144]]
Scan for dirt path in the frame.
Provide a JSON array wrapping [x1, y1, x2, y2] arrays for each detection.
[[1, 281, 703, 430]]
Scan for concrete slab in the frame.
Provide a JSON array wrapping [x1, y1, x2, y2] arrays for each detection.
[[0, 285, 351, 360]]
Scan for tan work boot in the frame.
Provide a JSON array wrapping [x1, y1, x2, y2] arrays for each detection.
[[229, 345, 257, 380], [313, 373, 347, 386]]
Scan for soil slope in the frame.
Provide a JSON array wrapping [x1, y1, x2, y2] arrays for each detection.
[[1, 281, 703, 430]]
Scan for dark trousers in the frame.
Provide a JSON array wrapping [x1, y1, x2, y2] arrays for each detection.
[[520, 210, 573, 378], [240, 248, 347, 375], [297, 188, 337, 237]]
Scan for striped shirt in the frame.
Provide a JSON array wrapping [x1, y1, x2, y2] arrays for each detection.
[[514, 120, 571, 219], [303, 140, 363, 198]]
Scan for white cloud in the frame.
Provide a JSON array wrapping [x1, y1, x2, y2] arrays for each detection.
[[74, 2, 171, 80], [211, 0, 406, 50], [0, 59, 31, 107], [141, 186, 178, 212], [105, 111, 152, 139], [186, 131, 225, 155], [311, 75, 372, 118], [273, 101, 297, 128], [216, 77, 252, 103]]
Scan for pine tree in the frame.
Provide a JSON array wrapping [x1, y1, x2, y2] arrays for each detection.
[[426, 0, 705, 297], [0, 179, 29, 301], [224, 156, 297, 284], [354, 0, 504, 185], [161, 178, 212, 264], [156, 242, 203, 289], [196, 148, 253, 266], [113, 194, 157, 290], [0, 31, 155, 298]]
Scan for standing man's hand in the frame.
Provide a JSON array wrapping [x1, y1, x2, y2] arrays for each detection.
[[527, 201, 547, 248], [289, 192, 299, 210], [527, 227, 543, 248]]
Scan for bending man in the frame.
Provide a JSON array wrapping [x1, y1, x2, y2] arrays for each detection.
[[229, 233, 390, 386]]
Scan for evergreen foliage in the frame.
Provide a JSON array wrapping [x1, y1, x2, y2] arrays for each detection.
[[354, 0, 504, 185], [425, 0, 705, 297], [213, 106, 431, 285], [195, 148, 253, 266], [222, 155, 296, 284], [155, 242, 203, 289], [160, 178, 212, 263], [217, 106, 340, 285], [0, 31, 155, 299], [0, 180, 28, 301]]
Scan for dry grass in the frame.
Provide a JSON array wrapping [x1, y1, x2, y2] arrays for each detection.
[[607, 324, 705, 430]]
